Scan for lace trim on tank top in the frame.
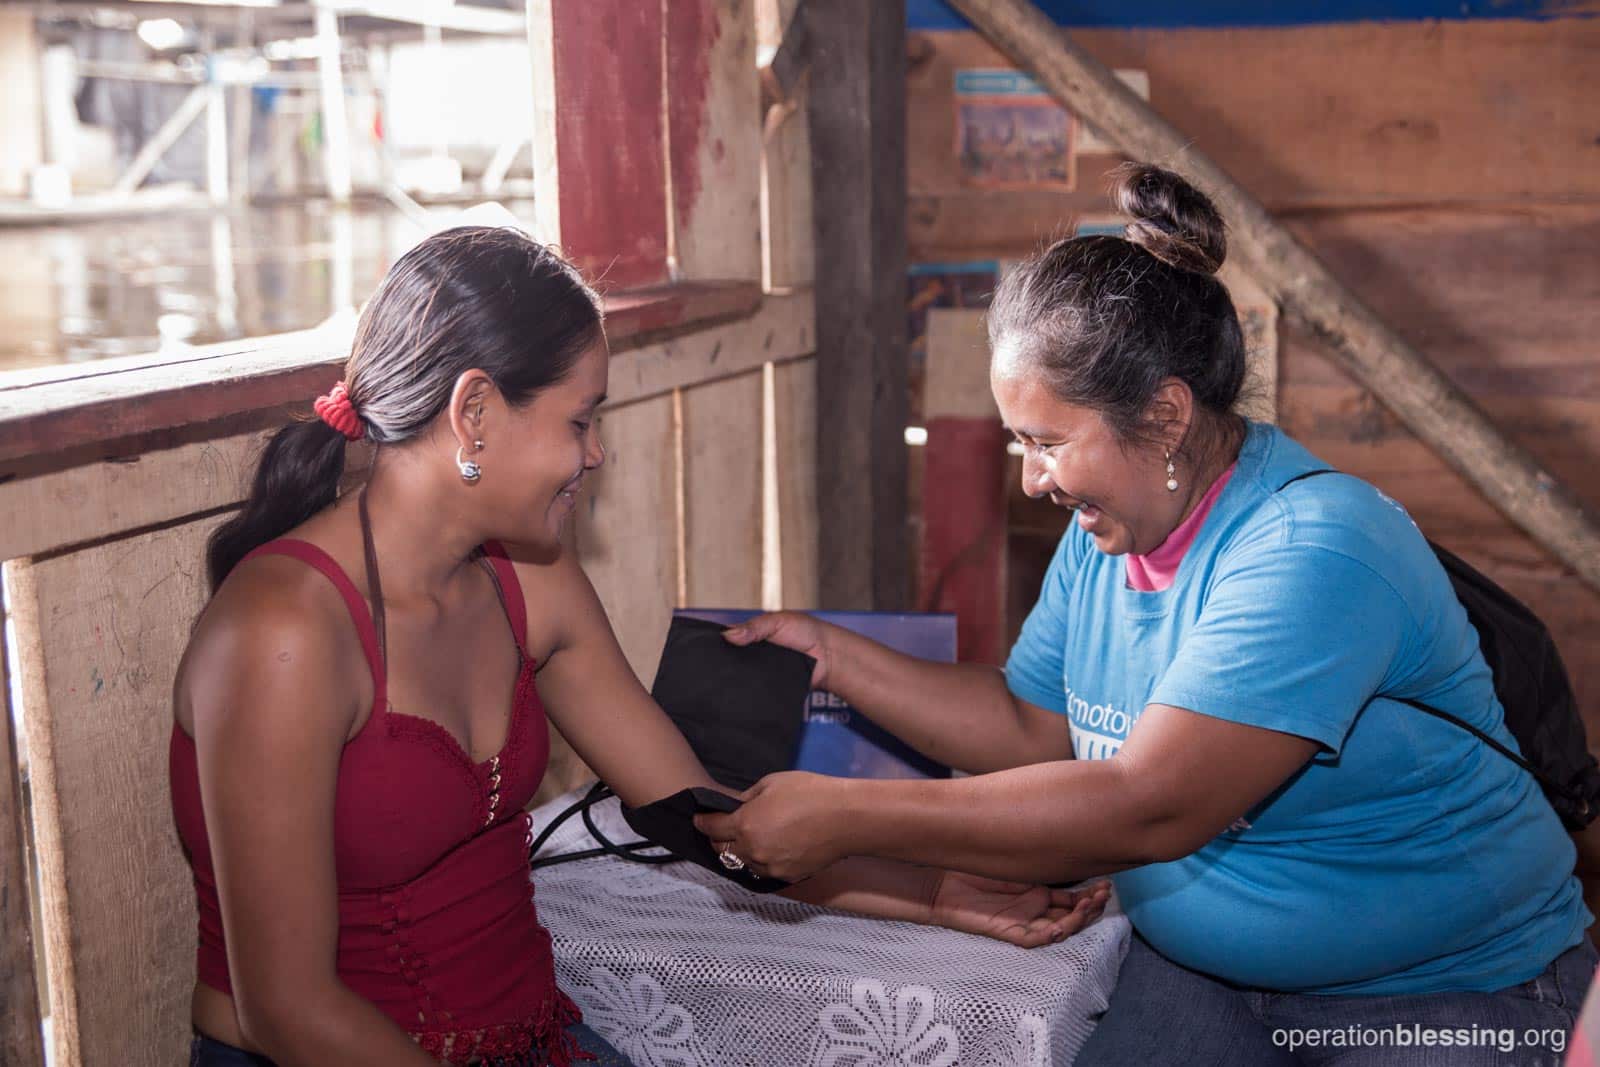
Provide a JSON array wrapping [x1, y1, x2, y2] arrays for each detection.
[[353, 492, 585, 1062], [358, 489, 531, 828], [415, 989, 589, 1065]]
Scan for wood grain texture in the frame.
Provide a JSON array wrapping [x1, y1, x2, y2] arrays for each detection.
[[945, 0, 1600, 590], [682, 370, 765, 609], [0, 334, 344, 471], [669, 0, 764, 282], [758, 0, 816, 291], [0, 592, 45, 1067], [551, 394, 684, 801], [908, 20, 1600, 223], [0, 430, 269, 561], [773, 357, 820, 610], [7, 519, 222, 1066], [1275, 205, 1600, 735], [547, 0, 669, 287], [809, 0, 912, 610], [1217, 261, 1280, 424], [605, 291, 813, 408], [0, 285, 783, 473], [605, 281, 763, 348], [576, 394, 681, 690]]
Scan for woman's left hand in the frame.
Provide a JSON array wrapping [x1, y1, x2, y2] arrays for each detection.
[[929, 873, 1111, 948], [694, 771, 852, 882]]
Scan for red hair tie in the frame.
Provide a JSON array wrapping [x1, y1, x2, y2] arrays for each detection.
[[313, 381, 364, 441]]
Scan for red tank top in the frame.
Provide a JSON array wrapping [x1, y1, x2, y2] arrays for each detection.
[[169, 521, 585, 1065]]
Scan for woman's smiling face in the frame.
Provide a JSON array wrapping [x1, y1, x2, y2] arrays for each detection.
[[990, 343, 1180, 557]]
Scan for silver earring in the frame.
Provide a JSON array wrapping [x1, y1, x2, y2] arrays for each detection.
[[1165, 451, 1179, 492], [457, 445, 482, 483]]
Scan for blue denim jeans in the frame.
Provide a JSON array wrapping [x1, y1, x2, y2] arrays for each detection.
[[1076, 934, 1597, 1067], [189, 1022, 634, 1066]]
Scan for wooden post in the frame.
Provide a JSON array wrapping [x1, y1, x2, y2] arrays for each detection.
[[946, 0, 1600, 591], [757, 0, 815, 293], [0, 589, 45, 1067], [667, 0, 763, 282], [807, 0, 911, 610]]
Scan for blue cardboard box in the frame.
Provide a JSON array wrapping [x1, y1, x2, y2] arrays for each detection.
[[676, 609, 955, 780]]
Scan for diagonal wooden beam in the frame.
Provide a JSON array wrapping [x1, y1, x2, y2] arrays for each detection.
[[947, 0, 1600, 592]]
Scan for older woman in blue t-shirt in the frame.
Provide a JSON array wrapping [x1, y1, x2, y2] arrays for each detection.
[[698, 165, 1595, 1064]]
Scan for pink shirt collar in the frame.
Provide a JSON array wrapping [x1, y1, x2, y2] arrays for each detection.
[[1124, 462, 1237, 592]]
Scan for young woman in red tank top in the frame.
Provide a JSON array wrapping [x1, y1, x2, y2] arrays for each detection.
[[169, 226, 1110, 1066]]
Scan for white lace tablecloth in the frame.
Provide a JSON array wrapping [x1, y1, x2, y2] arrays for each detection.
[[529, 788, 1130, 1067]]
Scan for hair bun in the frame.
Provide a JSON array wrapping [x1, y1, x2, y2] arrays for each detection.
[[1112, 164, 1227, 275]]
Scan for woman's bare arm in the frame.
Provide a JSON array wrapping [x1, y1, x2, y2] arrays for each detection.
[[725, 613, 1071, 773], [526, 552, 1101, 945], [700, 703, 1321, 886], [188, 566, 439, 1066]]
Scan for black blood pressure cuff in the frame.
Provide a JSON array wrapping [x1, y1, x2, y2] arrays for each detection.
[[647, 614, 815, 792], [621, 786, 791, 893]]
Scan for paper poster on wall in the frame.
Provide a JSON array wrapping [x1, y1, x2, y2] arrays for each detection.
[[908, 260, 999, 420], [954, 69, 1076, 191]]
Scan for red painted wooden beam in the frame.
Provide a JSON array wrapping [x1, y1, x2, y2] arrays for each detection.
[[0, 281, 763, 469], [549, 0, 671, 288], [919, 417, 1009, 664]]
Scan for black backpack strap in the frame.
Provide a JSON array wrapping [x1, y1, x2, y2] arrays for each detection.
[[1271, 468, 1594, 826], [1388, 700, 1587, 819], [1275, 468, 1339, 491]]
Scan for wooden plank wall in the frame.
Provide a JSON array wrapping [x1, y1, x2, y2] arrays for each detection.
[[907, 19, 1600, 735], [757, 0, 816, 292], [810, 0, 913, 612], [0, 2, 823, 1056], [537, 0, 670, 287], [6, 523, 222, 1065], [0, 291, 818, 1066], [0, 327, 820, 1065], [669, 0, 765, 283], [0, 587, 45, 1067]]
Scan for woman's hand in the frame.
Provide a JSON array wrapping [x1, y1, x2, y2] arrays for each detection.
[[927, 873, 1111, 948], [723, 612, 833, 690], [694, 771, 854, 882]]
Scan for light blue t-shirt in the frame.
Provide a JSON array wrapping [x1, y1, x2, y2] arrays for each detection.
[[1005, 421, 1589, 995]]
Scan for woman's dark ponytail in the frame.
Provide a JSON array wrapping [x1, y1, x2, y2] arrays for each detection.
[[206, 417, 348, 592]]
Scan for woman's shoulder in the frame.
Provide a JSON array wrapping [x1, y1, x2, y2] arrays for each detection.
[[496, 539, 588, 662], [176, 546, 369, 734], [1220, 427, 1441, 604]]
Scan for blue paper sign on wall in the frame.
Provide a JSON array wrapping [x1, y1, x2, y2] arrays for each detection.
[[676, 609, 956, 780]]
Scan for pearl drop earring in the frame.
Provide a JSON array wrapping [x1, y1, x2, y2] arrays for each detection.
[[1165, 450, 1179, 492]]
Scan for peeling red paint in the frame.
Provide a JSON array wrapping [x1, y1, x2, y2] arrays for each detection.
[[551, 0, 670, 287], [666, 0, 722, 231]]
